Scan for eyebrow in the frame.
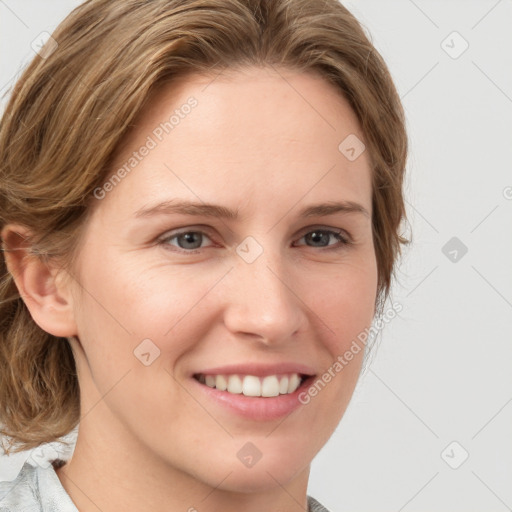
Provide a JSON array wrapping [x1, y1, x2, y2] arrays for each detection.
[[134, 199, 370, 220]]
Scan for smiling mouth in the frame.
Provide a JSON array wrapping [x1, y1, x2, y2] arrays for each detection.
[[193, 372, 310, 398]]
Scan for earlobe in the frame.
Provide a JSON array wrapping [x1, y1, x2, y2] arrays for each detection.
[[1, 224, 78, 338]]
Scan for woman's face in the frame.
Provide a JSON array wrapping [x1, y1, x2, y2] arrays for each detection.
[[65, 66, 377, 492]]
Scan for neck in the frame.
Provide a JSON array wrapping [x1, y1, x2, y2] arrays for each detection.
[[56, 407, 311, 512]]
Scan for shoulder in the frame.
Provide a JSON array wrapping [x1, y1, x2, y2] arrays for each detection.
[[0, 459, 77, 512], [308, 495, 331, 512], [0, 460, 39, 511]]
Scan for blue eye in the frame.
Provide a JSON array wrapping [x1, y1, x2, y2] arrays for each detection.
[[160, 231, 212, 252], [295, 229, 349, 249], [158, 227, 351, 254]]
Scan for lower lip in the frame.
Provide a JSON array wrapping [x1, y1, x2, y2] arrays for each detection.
[[191, 376, 315, 421]]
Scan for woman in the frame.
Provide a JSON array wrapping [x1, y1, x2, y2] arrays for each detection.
[[0, 0, 408, 510]]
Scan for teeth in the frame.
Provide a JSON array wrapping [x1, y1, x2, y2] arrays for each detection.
[[227, 375, 243, 394], [215, 375, 227, 391], [197, 373, 304, 397], [279, 376, 289, 394], [261, 375, 280, 397], [242, 375, 261, 397], [288, 373, 301, 394]]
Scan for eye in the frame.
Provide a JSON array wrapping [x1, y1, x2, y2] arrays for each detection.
[[158, 226, 351, 254], [294, 228, 351, 250], [158, 230, 214, 253]]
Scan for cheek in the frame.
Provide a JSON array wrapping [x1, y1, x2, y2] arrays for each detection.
[[305, 255, 378, 354], [73, 249, 223, 365]]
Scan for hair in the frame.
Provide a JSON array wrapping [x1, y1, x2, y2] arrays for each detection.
[[0, 0, 408, 454]]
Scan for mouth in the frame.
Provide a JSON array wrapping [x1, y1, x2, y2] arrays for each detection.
[[193, 372, 309, 398], [190, 363, 317, 420]]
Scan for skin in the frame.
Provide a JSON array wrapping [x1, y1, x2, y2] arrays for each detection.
[[2, 66, 377, 512]]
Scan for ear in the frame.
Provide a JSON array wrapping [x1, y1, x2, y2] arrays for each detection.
[[1, 224, 78, 338]]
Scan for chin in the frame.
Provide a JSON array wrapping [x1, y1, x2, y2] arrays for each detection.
[[203, 457, 310, 494], [186, 435, 315, 493]]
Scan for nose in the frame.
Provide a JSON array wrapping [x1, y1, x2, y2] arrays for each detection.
[[221, 245, 308, 346]]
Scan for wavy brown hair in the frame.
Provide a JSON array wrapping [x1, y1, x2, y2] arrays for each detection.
[[0, 0, 408, 454]]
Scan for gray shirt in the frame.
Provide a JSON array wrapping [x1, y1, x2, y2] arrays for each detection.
[[0, 460, 331, 511]]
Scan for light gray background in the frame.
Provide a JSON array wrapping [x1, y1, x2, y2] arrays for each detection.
[[1, 1, 511, 511]]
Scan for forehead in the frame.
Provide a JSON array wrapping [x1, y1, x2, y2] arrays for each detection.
[[96, 66, 372, 220]]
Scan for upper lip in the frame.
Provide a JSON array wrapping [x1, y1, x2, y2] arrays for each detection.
[[193, 363, 316, 378]]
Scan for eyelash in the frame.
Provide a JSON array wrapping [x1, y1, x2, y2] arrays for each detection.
[[156, 227, 352, 254]]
